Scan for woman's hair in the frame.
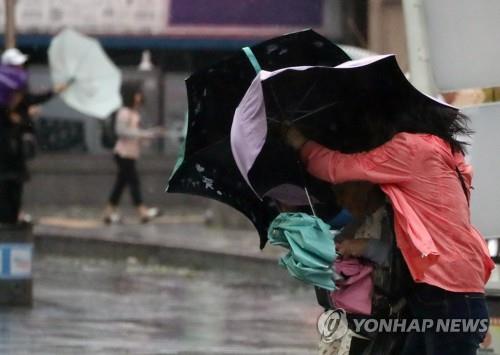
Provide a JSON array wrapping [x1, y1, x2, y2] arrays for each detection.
[[375, 93, 472, 154], [321, 94, 472, 154], [392, 102, 472, 154], [121, 81, 143, 109]]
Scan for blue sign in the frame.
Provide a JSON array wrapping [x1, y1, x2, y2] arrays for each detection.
[[0, 244, 33, 280]]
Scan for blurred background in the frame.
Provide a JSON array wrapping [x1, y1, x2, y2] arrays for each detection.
[[0, 0, 411, 220], [2, 0, 497, 220]]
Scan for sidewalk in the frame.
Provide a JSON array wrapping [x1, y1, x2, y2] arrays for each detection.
[[32, 206, 284, 271]]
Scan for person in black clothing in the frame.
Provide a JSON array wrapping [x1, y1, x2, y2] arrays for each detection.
[[0, 107, 23, 223], [0, 81, 68, 224]]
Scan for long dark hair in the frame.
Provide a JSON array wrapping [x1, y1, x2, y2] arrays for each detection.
[[317, 94, 472, 155], [121, 81, 143, 109], [390, 100, 472, 154]]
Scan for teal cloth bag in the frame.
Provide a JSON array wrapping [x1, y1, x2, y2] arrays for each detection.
[[268, 212, 336, 290]]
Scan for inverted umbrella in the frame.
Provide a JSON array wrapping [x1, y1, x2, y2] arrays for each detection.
[[48, 28, 122, 119], [231, 54, 456, 200], [167, 30, 350, 248], [268, 212, 336, 290]]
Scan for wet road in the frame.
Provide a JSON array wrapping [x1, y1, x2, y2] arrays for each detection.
[[0, 256, 320, 355]]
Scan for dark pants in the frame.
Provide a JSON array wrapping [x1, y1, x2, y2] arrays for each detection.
[[108, 155, 143, 207], [402, 283, 489, 355], [0, 180, 22, 224]]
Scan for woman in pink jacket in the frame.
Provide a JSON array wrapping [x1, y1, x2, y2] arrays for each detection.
[[285, 105, 494, 355]]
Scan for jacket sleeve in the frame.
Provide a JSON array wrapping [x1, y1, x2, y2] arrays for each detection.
[[299, 133, 414, 184], [115, 109, 153, 139], [362, 239, 391, 265], [24, 90, 55, 106]]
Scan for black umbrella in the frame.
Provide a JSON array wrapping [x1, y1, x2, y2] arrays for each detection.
[[167, 30, 350, 248], [231, 54, 457, 200]]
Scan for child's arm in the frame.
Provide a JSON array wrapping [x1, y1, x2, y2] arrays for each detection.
[[362, 239, 390, 265]]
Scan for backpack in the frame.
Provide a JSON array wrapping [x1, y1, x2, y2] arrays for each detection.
[[101, 112, 117, 149]]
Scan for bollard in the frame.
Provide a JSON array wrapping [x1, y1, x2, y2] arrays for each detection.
[[0, 223, 33, 306]]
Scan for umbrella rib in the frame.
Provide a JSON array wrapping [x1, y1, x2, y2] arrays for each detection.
[[267, 117, 281, 123], [288, 80, 319, 116], [268, 83, 288, 121], [291, 102, 339, 123]]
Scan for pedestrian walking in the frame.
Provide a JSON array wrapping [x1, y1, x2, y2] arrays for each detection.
[[284, 103, 494, 355], [103, 82, 163, 224]]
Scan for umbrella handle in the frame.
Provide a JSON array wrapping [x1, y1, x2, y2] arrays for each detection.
[[303, 185, 317, 217], [296, 159, 317, 217]]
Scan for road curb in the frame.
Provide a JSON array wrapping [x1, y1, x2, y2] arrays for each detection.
[[33, 232, 296, 284]]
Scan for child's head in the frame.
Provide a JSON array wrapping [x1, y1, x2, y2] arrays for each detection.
[[331, 181, 385, 219]]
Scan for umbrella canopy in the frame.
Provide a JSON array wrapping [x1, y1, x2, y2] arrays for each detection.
[[0, 65, 27, 106], [268, 212, 336, 290], [231, 54, 456, 200], [48, 28, 122, 119], [167, 30, 350, 248]]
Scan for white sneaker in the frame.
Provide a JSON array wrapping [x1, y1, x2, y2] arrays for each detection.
[[141, 207, 160, 223], [104, 212, 121, 224]]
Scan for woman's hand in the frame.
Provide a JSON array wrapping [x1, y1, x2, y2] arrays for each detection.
[[9, 112, 22, 124], [151, 126, 167, 137], [53, 82, 69, 94], [284, 126, 308, 150], [336, 239, 369, 258], [53, 78, 75, 94], [28, 105, 42, 118]]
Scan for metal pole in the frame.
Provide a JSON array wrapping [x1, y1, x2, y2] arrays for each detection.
[[157, 51, 166, 153], [402, 0, 438, 96], [4, 0, 16, 49]]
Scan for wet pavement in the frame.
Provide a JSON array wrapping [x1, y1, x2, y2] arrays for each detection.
[[0, 256, 320, 355], [32, 206, 284, 261]]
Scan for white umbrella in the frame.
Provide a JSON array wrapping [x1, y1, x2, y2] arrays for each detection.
[[48, 28, 122, 119]]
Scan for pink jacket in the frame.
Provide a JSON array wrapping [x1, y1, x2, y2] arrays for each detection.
[[114, 107, 153, 159], [301, 132, 494, 293]]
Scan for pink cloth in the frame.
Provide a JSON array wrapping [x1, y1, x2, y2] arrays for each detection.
[[331, 258, 374, 315], [301, 132, 494, 293], [114, 107, 150, 159]]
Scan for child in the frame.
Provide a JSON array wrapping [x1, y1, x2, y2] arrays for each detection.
[[319, 182, 408, 355]]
